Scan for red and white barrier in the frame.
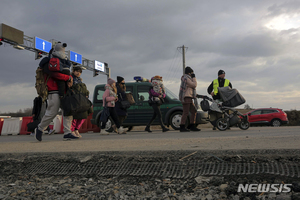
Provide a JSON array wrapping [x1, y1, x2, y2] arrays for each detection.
[[1, 117, 22, 136]]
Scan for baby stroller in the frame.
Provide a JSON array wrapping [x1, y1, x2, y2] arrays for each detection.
[[198, 87, 250, 131]]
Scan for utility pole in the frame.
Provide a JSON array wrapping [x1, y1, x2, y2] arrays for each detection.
[[177, 45, 188, 75]]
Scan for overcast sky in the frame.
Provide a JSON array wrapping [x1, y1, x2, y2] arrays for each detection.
[[1, 0, 300, 113]]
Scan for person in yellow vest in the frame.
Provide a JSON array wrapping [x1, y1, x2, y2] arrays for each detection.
[[207, 70, 232, 100], [207, 69, 232, 130]]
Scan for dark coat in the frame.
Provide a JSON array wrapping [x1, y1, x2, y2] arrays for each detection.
[[32, 96, 43, 121], [115, 85, 128, 116], [72, 83, 93, 119]]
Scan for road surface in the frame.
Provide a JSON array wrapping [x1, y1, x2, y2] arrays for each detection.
[[0, 126, 299, 153]]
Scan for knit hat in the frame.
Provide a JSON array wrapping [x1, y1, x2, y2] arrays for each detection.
[[52, 42, 67, 60], [117, 76, 124, 83], [185, 66, 193, 74], [218, 70, 225, 76], [151, 75, 162, 81], [107, 78, 115, 85]]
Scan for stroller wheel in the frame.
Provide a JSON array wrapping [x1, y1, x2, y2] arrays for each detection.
[[216, 118, 228, 131], [238, 121, 250, 130]]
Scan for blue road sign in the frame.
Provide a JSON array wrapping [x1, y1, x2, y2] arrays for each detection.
[[69, 50, 82, 64], [34, 37, 52, 53]]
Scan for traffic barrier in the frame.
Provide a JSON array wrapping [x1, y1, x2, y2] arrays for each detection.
[[0, 118, 4, 135], [1, 117, 22, 136], [19, 116, 33, 135], [53, 115, 63, 134]]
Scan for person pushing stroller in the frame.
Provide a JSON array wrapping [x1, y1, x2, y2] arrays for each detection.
[[207, 70, 232, 130]]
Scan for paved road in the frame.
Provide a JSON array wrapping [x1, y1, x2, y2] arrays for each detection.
[[0, 126, 299, 153]]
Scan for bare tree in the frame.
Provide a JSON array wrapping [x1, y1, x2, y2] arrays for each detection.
[[244, 104, 252, 110]]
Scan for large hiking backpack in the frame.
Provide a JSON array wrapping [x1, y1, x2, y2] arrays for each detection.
[[35, 67, 50, 102]]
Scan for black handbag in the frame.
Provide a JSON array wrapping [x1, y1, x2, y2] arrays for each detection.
[[62, 89, 92, 116], [200, 99, 210, 111], [27, 119, 40, 132], [119, 93, 131, 110], [100, 98, 110, 123]]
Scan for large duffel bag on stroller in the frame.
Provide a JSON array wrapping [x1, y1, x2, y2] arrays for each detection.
[[219, 86, 245, 107]]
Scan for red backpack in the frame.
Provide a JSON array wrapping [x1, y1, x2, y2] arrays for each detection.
[[48, 56, 61, 72]]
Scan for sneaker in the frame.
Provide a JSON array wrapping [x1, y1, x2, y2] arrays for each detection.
[[30, 132, 35, 136], [100, 129, 110, 134], [117, 126, 125, 134], [34, 128, 43, 142], [48, 129, 55, 135], [63, 133, 79, 140]]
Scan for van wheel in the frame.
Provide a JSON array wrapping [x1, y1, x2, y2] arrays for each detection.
[[271, 119, 281, 127], [98, 118, 114, 132], [169, 111, 182, 130], [169, 111, 189, 130]]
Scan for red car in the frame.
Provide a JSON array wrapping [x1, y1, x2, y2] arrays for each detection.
[[245, 108, 288, 127]]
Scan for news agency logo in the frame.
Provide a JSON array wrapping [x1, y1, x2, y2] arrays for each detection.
[[238, 184, 292, 193]]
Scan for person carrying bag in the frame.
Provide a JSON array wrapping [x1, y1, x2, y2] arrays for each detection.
[[145, 76, 169, 133], [100, 78, 125, 134]]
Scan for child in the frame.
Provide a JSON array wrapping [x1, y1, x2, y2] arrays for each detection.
[[70, 66, 91, 138], [49, 42, 72, 98]]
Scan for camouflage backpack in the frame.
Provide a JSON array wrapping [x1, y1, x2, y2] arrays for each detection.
[[35, 67, 50, 102]]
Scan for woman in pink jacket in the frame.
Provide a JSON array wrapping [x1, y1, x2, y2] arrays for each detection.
[[178, 66, 201, 132], [100, 78, 124, 134]]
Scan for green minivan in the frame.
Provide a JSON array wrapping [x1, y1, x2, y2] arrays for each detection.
[[91, 81, 208, 131]]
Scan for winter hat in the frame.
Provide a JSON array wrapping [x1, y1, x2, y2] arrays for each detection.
[[151, 75, 162, 81], [107, 78, 116, 85], [52, 42, 67, 60], [218, 70, 225, 76], [117, 76, 124, 83], [185, 66, 193, 74]]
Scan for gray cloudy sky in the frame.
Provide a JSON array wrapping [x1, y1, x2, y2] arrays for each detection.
[[1, 0, 300, 113]]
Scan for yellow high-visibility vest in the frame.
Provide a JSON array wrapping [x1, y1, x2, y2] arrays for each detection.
[[213, 79, 230, 95]]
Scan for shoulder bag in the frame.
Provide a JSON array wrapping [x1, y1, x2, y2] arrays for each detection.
[[100, 97, 110, 123], [119, 93, 131, 110]]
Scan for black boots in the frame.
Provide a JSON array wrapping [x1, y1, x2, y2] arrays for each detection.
[[180, 125, 190, 132], [145, 126, 169, 132], [162, 127, 169, 132], [145, 126, 152, 132], [188, 124, 201, 132]]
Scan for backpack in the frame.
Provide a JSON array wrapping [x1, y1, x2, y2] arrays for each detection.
[[35, 67, 50, 102], [48, 56, 61, 72], [200, 99, 210, 111]]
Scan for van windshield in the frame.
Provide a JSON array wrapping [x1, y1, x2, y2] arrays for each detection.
[[165, 88, 178, 100]]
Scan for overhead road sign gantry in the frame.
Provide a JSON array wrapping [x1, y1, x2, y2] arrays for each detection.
[[34, 37, 52, 53], [69, 50, 82, 65], [94, 60, 105, 72]]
